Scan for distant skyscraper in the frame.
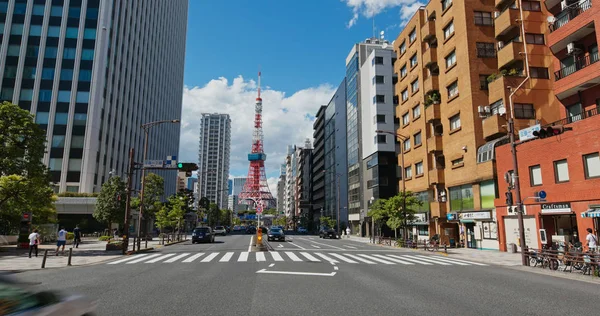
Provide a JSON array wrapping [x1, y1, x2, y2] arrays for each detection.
[[228, 179, 233, 195], [232, 177, 247, 196], [198, 113, 231, 209]]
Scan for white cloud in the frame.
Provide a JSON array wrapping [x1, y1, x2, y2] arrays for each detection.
[[342, 0, 424, 28], [180, 76, 335, 195]]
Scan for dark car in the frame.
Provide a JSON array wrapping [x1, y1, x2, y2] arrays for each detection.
[[246, 226, 257, 234], [192, 227, 214, 243], [319, 228, 338, 239], [267, 228, 285, 241]]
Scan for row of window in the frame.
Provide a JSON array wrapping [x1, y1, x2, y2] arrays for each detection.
[[36, 112, 87, 126], [528, 153, 600, 186], [5, 45, 94, 60], [3, 23, 96, 39], [0, 88, 89, 103], [0, 1, 99, 20], [3, 66, 92, 82]]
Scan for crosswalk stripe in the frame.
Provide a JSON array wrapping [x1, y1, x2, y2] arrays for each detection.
[[182, 253, 205, 263], [407, 255, 450, 265], [358, 254, 394, 265], [414, 255, 468, 266], [285, 251, 303, 262], [314, 253, 339, 263], [164, 253, 190, 263], [270, 252, 284, 261], [201, 252, 219, 262], [329, 253, 358, 263], [108, 254, 148, 264], [344, 253, 376, 264], [219, 252, 235, 262], [299, 252, 321, 262], [126, 254, 161, 264], [256, 252, 266, 262], [374, 254, 413, 265], [416, 255, 485, 266], [238, 252, 249, 262], [387, 254, 432, 265], [146, 253, 176, 263]]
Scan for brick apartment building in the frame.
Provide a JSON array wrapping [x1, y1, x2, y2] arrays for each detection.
[[392, 0, 559, 249], [495, 0, 600, 251]]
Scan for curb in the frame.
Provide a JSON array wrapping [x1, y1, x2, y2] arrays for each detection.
[[126, 247, 155, 255], [154, 239, 188, 249]]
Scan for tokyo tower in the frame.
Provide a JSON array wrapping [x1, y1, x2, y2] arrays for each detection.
[[239, 71, 274, 212]]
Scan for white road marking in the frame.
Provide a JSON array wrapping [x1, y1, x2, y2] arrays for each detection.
[[219, 252, 235, 262], [201, 252, 220, 262], [284, 251, 303, 262], [373, 254, 413, 265], [256, 269, 336, 277], [237, 252, 249, 262], [407, 255, 451, 265], [311, 244, 321, 249], [248, 237, 253, 252], [333, 266, 339, 271], [270, 252, 284, 261], [256, 252, 266, 262], [344, 245, 358, 249], [126, 254, 161, 264], [299, 252, 321, 262], [164, 253, 190, 263], [357, 254, 395, 265], [287, 241, 306, 250], [307, 240, 345, 250], [328, 253, 358, 263], [108, 254, 148, 264], [343, 253, 376, 264], [269, 263, 275, 267], [313, 253, 339, 263], [145, 253, 176, 263], [182, 253, 205, 263], [387, 254, 433, 265], [422, 256, 488, 266], [277, 244, 284, 248]]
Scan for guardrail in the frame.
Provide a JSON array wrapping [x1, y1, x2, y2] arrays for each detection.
[[376, 237, 448, 253]]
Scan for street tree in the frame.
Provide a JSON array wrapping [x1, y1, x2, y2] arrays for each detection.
[[367, 198, 389, 238], [320, 216, 337, 229], [94, 176, 127, 230], [273, 217, 286, 227], [385, 191, 421, 240], [154, 205, 172, 233], [0, 102, 56, 232], [167, 195, 186, 232], [207, 203, 220, 227], [263, 208, 277, 215], [140, 173, 164, 219]]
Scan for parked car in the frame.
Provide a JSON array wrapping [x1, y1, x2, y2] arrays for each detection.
[[319, 228, 338, 239], [214, 226, 227, 236], [246, 226, 257, 234], [297, 227, 307, 234], [192, 227, 215, 243], [267, 228, 285, 241]]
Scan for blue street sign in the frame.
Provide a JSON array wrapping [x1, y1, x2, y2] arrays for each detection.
[[447, 213, 457, 221], [538, 190, 547, 199]]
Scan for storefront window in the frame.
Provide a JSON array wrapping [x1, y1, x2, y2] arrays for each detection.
[[479, 180, 496, 209], [418, 226, 428, 236], [449, 184, 474, 211], [482, 222, 497, 239]]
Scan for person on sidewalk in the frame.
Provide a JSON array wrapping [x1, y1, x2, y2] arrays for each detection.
[[28, 229, 40, 258], [346, 227, 351, 239], [56, 227, 67, 255], [586, 228, 598, 252], [73, 225, 81, 248]]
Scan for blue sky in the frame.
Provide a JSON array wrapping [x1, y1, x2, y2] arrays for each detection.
[[180, 0, 422, 190]]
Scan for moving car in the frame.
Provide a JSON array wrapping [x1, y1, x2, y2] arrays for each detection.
[[267, 228, 285, 242], [192, 227, 215, 243], [319, 228, 338, 239], [297, 227, 307, 234], [245, 226, 257, 234], [213, 226, 227, 236]]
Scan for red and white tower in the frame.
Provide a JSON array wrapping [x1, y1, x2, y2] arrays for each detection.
[[239, 72, 274, 212]]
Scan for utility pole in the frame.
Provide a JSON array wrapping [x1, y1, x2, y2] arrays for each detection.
[[509, 118, 527, 265], [123, 148, 135, 255]]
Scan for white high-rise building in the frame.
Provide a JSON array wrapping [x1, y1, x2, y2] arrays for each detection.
[[231, 177, 247, 196], [0, 0, 188, 195], [198, 113, 231, 209]]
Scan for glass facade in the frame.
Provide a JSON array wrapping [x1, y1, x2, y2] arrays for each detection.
[[346, 52, 361, 216], [449, 184, 475, 212]]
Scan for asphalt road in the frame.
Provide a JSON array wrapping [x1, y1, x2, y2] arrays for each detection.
[[10, 234, 598, 316]]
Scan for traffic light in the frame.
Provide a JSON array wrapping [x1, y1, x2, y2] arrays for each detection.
[[505, 192, 513, 206], [21, 212, 32, 222], [532, 125, 573, 139], [177, 162, 198, 177]]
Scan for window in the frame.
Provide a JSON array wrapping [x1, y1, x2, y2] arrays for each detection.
[[452, 157, 464, 166], [42, 68, 55, 80], [49, 158, 62, 171], [375, 135, 387, 144], [35, 112, 49, 124], [480, 180, 496, 209], [81, 49, 94, 60], [479, 75, 490, 90], [403, 139, 411, 151], [20, 89, 33, 101], [414, 132, 422, 146], [66, 27, 78, 38], [450, 114, 461, 130], [71, 136, 85, 148], [66, 186, 79, 193], [476, 42, 496, 58], [415, 162, 424, 175], [52, 135, 65, 147], [409, 28, 416, 43], [47, 26, 60, 37], [60, 69, 73, 81], [443, 21, 454, 40], [522, 1, 541, 11], [367, 156, 378, 169], [3, 66, 16, 79], [525, 33, 544, 45], [442, 0, 453, 10], [26, 46, 39, 58], [69, 6, 81, 19], [445, 50, 456, 68], [482, 222, 497, 239], [400, 65, 407, 77], [553, 160, 569, 183], [418, 226, 429, 236], [54, 112, 68, 125], [410, 54, 418, 67], [529, 165, 542, 186], [39, 90, 52, 102], [76, 92, 89, 103], [412, 105, 421, 118], [87, 7, 99, 19], [411, 79, 419, 93], [405, 166, 412, 178], [73, 113, 87, 126], [514, 103, 535, 119], [583, 153, 600, 179], [566, 103, 582, 123], [447, 81, 458, 98], [402, 89, 408, 101], [373, 95, 385, 104], [474, 11, 493, 26], [45, 46, 58, 58], [449, 184, 474, 211], [58, 91, 71, 103], [33, 4, 45, 16], [402, 113, 410, 125], [11, 24, 24, 35], [0, 2, 8, 13], [63, 48, 76, 59], [374, 114, 386, 123], [29, 25, 43, 36], [51, 5, 63, 17], [490, 99, 505, 115], [373, 56, 384, 65], [373, 75, 384, 84], [0, 22, 3, 35], [7, 45, 20, 56], [79, 70, 92, 81], [529, 67, 549, 79], [68, 159, 82, 172]]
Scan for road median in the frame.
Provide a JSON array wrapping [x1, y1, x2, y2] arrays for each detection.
[[249, 235, 269, 252]]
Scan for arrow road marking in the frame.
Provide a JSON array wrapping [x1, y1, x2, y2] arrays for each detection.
[[256, 269, 336, 277]]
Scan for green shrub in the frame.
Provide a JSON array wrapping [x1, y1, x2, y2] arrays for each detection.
[[57, 192, 99, 197], [98, 236, 112, 241], [66, 232, 74, 240]]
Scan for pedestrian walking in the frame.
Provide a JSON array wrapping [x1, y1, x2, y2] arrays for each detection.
[[28, 229, 40, 258], [346, 227, 351, 239], [73, 225, 81, 248], [113, 228, 118, 240], [586, 228, 598, 252], [56, 227, 67, 255]]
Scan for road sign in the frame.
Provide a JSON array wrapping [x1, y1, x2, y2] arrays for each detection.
[[518, 124, 541, 142], [256, 204, 263, 214], [165, 155, 177, 167], [143, 160, 164, 168], [538, 190, 547, 199]]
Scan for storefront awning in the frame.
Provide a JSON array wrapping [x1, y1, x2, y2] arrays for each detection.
[[460, 219, 475, 223], [581, 209, 600, 218]]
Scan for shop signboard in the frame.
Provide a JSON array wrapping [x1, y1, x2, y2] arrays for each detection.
[[459, 211, 491, 220], [541, 203, 571, 214], [408, 213, 428, 225]]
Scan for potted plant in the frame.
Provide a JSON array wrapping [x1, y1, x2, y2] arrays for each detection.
[[106, 240, 124, 251], [508, 68, 520, 76], [429, 91, 441, 104], [487, 73, 498, 83]]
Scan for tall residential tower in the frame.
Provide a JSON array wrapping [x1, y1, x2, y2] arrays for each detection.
[[198, 113, 231, 209]]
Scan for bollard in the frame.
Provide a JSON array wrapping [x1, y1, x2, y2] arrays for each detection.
[[162, 235, 165, 245], [67, 248, 73, 266], [132, 237, 137, 252], [444, 244, 447, 254], [145, 239, 148, 249], [41, 250, 49, 269]]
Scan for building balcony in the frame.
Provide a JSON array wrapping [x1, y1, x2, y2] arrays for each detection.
[[482, 114, 508, 140], [423, 74, 439, 94], [495, 8, 519, 39], [422, 19, 436, 42], [497, 41, 523, 69], [549, 0, 592, 33], [423, 47, 438, 69], [430, 201, 447, 219], [547, 3, 596, 54], [427, 135, 443, 153], [554, 52, 600, 99], [428, 168, 445, 185], [425, 102, 441, 122], [487, 75, 510, 104]]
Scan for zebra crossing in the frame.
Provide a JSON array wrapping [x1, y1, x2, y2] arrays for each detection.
[[107, 251, 488, 266]]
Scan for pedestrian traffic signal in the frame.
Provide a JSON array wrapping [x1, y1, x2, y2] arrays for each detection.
[[505, 192, 513, 206], [532, 125, 573, 139], [177, 162, 198, 177], [21, 212, 32, 222]]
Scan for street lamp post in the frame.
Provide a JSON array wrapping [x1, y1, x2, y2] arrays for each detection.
[[137, 119, 180, 249]]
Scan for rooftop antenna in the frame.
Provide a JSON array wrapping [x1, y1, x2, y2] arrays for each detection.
[[372, 16, 375, 39], [257, 67, 261, 101]]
